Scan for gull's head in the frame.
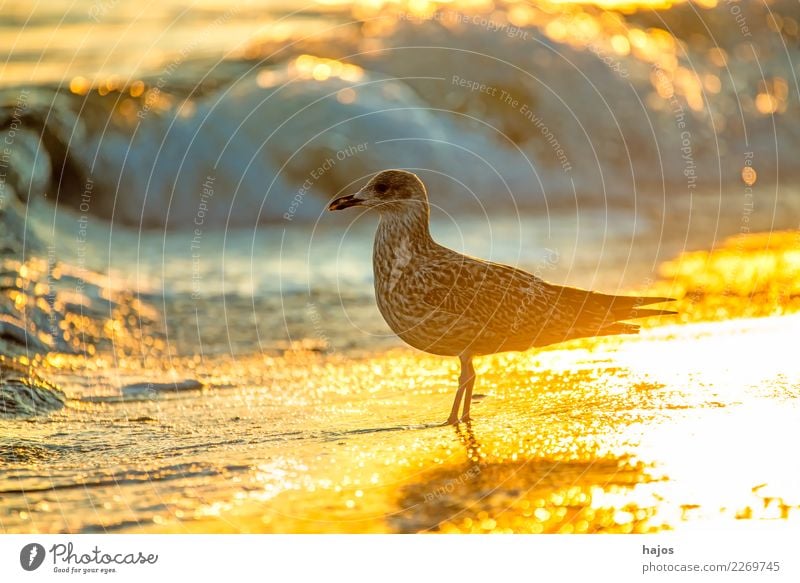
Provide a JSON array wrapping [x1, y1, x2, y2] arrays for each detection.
[[328, 170, 428, 214]]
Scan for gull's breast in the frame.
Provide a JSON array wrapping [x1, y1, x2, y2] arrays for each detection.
[[372, 234, 479, 356]]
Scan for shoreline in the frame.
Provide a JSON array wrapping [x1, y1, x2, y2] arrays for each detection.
[[4, 311, 799, 533]]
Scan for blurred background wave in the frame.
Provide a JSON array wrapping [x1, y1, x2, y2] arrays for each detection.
[[2, 0, 798, 229], [1, 0, 798, 360]]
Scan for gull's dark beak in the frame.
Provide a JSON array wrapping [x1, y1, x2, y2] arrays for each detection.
[[327, 192, 365, 211]]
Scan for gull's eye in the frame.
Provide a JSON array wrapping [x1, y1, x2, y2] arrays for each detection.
[[374, 183, 388, 195]]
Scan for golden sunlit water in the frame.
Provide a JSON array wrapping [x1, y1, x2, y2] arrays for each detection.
[[3, 231, 799, 533], [5, 0, 794, 122]]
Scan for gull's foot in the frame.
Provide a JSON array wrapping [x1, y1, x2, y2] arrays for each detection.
[[460, 414, 471, 423], [444, 415, 460, 426]]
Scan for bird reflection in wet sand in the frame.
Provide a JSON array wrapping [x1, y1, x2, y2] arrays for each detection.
[[329, 170, 676, 425], [455, 422, 483, 465]]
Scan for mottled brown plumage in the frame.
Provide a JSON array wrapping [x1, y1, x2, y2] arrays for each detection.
[[329, 170, 675, 424]]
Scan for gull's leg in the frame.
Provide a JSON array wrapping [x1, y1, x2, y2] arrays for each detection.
[[446, 354, 474, 425], [460, 355, 476, 422], [446, 356, 469, 425]]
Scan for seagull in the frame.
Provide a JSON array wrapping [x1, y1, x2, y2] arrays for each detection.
[[328, 170, 676, 425]]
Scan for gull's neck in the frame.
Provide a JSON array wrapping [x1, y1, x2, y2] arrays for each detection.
[[376, 204, 432, 248], [373, 204, 434, 297]]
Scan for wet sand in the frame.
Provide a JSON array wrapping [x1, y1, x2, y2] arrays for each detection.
[[130, 313, 800, 534], [2, 229, 799, 534], [5, 313, 800, 533]]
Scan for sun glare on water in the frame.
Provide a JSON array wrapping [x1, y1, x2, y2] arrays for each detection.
[[5, 230, 798, 533]]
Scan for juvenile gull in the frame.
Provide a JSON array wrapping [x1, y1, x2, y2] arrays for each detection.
[[328, 170, 676, 425]]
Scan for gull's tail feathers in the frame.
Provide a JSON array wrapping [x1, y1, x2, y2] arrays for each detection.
[[594, 293, 678, 321]]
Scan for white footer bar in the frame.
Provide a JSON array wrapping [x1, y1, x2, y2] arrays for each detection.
[[1, 531, 796, 582]]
